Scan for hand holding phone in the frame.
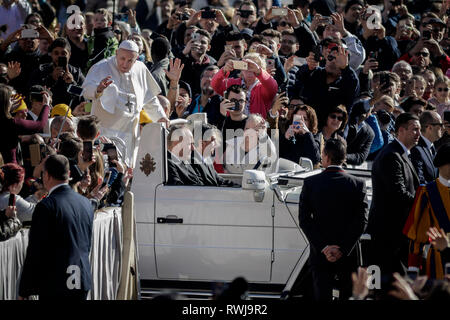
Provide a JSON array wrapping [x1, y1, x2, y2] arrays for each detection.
[[8, 193, 16, 207], [100, 171, 112, 189], [82, 141, 93, 163], [232, 60, 248, 71]]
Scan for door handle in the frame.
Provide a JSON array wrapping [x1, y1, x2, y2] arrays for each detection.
[[157, 215, 183, 224]]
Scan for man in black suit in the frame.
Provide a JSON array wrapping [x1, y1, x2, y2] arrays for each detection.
[[167, 125, 205, 186], [299, 137, 368, 301], [367, 113, 420, 279], [19, 155, 94, 300], [411, 111, 443, 184], [167, 124, 237, 187]]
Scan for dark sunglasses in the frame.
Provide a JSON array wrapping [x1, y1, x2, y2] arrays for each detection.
[[437, 87, 449, 92], [329, 113, 344, 121], [327, 55, 336, 61], [238, 10, 254, 18], [279, 21, 290, 27], [415, 52, 429, 57]]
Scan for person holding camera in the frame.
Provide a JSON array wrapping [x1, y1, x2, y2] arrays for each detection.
[[217, 84, 248, 142], [0, 163, 42, 224], [87, 9, 119, 69], [28, 37, 85, 107], [293, 42, 358, 128], [358, 6, 401, 72], [178, 29, 216, 96], [398, 16, 450, 75], [212, 52, 278, 119], [0, 84, 50, 164], [279, 104, 321, 166], [1, 25, 44, 95]]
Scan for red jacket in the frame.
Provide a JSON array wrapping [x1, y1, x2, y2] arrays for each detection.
[[211, 68, 278, 119]]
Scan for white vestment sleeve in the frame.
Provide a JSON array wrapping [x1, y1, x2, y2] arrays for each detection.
[[82, 63, 102, 100], [143, 96, 167, 122]]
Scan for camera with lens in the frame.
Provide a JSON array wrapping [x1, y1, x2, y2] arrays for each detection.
[[176, 12, 190, 21]]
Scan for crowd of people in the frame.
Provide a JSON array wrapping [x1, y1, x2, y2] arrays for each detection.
[[0, 0, 450, 301]]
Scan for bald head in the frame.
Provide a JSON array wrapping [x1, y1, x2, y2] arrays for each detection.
[[157, 95, 171, 118], [420, 110, 443, 142]]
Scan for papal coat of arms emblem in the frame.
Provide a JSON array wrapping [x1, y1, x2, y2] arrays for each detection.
[[140, 153, 156, 176]]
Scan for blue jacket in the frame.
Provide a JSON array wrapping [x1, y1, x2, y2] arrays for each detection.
[[19, 185, 94, 298]]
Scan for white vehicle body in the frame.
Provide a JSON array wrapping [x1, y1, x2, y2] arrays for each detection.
[[132, 123, 372, 298]]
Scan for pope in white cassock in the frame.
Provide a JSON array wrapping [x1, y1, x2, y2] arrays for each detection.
[[82, 40, 169, 167]]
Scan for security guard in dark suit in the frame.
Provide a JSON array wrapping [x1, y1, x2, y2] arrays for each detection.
[[410, 110, 443, 184], [19, 155, 94, 300], [299, 137, 368, 301], [367, 113, 420, 278]]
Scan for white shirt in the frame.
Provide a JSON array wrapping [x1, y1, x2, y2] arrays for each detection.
[[395, 138, 410, 157], [47, 183, 69, 196]]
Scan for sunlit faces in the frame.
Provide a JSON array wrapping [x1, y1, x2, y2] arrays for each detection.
[[398, 120, 421, 149], [323, 24, 341, 39], [200, 69, 219, 94], [225, 39, 246, 59], [51, 46, 70, 66], [227, 90, 246, 115], [280, 34, 298, 56], [408, 104, 425, 117], [190, 34, 210, 56], [18, 37, 39, 52], [392, 63, 413, 83], [411, 48, 430, 68], [116, 48, 139, 73], [326, 112, 345, 132], [129, 35, 144, 53], [66, 18, 86, 41], [434, 82, 450, 102], [344, 4, 363, 24], [94, 12, 109, 29], [169, 128, 195, 161], [237, 5, 257, 28]]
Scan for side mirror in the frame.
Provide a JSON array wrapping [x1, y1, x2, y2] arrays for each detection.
[[242, 170, 267, 191], [242, 170, 267, 202], [299, 157, 313, 171]]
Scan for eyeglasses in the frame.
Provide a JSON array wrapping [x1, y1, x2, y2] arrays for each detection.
[[415, 52, 429, 57], [229, 98, 245, 104], [329, 114, 344, 121], [437, 87, 449, 92]]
